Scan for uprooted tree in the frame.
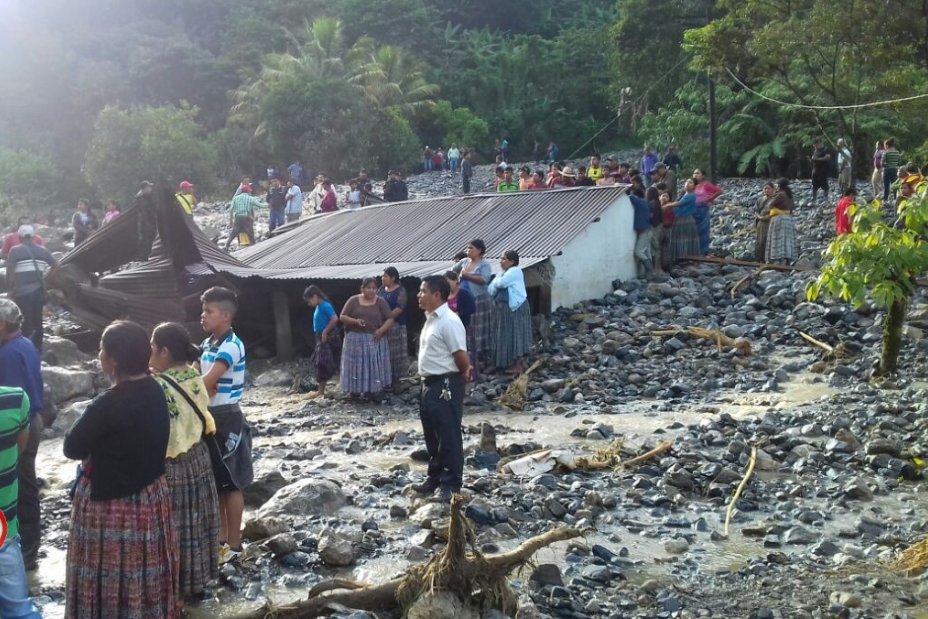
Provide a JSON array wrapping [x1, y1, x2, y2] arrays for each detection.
[[807, 181, 928, 376], [232, 495, 584, 619]]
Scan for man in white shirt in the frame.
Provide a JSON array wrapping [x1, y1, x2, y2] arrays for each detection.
[[413, 275, 470, 500], [837, 138, 853, 194], [285, 178, 303, 223]]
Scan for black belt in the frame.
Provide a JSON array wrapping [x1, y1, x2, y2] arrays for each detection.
[[421, 373, 460, 385]]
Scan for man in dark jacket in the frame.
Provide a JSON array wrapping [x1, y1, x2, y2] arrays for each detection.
[[383, 170, 409, 202], [265, 178, 288, 232], [461, 151, 474, 194]]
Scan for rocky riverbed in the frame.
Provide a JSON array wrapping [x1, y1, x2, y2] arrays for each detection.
[[23, 167, 928, 618]]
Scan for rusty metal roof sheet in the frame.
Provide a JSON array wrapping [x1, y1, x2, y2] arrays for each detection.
[[233, 186, 629, 276]]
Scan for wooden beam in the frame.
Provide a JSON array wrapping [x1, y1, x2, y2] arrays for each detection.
[[685, 256, 817, 273]]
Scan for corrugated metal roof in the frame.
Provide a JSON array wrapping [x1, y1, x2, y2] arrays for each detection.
[[233, 186, 628, 273]]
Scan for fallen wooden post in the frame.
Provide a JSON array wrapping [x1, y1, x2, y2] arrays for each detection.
[[621, 440, 673, 468], [724, 446, 757, 537], [651, 327, 751, 355], [798, 331, 834, 354], [685, 255, 817, 273], [729, 266, 770, 299]]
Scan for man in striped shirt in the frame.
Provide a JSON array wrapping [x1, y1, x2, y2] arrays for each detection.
[[225, 184, 264, 250], [881, 138, 902, 202], [199, 287, 252, 564], [0, 385, 41, 618]]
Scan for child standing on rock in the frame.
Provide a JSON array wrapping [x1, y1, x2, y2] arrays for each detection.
[[198, 287, 253, 564]]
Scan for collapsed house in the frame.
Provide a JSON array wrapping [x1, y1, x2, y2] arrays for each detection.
[[54, 185, 635, 358]]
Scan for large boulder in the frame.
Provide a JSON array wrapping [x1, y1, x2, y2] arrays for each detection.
[[318, 530, 356, 567], [255, 478, 345, 520], [254, 368, 292, 388], [41, 337, 90, 367], [243, 461, 289, 508], [42, 367, 95, 405], [52, 399, 91, 433]]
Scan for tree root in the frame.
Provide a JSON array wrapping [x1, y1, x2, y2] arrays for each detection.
[[652, 327, 751, 355], [230, 495, 583, 619], [498, 359, 545, 411]]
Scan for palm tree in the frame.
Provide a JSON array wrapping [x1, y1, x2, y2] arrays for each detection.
[[352, 44, 439, 113]]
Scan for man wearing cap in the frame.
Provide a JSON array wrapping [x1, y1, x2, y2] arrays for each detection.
[[6, 226, 57, 351], [651, 163, 677, 201], [176, 181, 196, 217], [413, 275, 470, 501], [1, 219, 43, 259], [225, 184, 263, 250], [383, 170, 409, 202], [0, 298, 44, 572]]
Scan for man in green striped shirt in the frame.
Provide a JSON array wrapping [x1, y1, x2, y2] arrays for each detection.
[[225, 184, 265, 251], [0, 386, 40, 618]]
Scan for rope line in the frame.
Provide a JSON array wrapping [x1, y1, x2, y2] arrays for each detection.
[[725, 67, 928, 110]]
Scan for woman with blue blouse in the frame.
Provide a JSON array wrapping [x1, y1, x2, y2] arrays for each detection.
[[667, 178, 702, 264], [303, 285, 342, 399], [487, 249, 533, 375], [454, 239, 494, 361]]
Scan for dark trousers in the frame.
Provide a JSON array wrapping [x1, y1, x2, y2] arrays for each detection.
[[13, 290, 44, 351], [226, 216, 255, 248], [18, 414, 42, 568], [268, 209, 286, 232], [462, 176, 471, 194], [419, 374, 464, 491], [884, 167, 898, 201]]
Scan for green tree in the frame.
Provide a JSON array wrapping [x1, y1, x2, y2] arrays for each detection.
[[412, 101, 490, 151], [0, 148, 60, 223], [83, 104, 216, 203], [808, 189, 928, 375]]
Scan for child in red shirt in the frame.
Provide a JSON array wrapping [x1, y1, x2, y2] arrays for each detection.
[[835, 187, 856, 235]]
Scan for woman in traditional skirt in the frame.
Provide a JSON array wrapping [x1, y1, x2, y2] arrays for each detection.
[[765, 178, 798, 264], [377, 267, 409, 390], [445, 270, 478, 381], [754, 181, 775, 262], [340, 277, 394, 401], [692, 168, 723, 255], [667, 178, 702, 264], [454, 239, 494, 360], [64, 320, 179, 619], [487, 249, 533, 375], [150, 322, 220, 600], [303, 285, 342, 399]]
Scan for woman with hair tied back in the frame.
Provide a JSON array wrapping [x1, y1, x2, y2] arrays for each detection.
[[454, 239, 494, 363], [150, 322, 220, 601], [377, 267, 409, 390], [303, 285, 342, 399], [340, 277, 395, 402], [63, 320, 179, 619], [487, 249, 533, 376]]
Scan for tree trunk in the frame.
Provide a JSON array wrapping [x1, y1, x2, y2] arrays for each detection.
[[879, 297, 908, 375]]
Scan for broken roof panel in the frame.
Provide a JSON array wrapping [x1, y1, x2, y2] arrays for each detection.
[[233, 186, 629, 272]]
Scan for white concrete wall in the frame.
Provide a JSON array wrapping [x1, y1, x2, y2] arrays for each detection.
[[549, 194, 636, 310]]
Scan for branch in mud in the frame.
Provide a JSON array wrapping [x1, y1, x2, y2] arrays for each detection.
[[229, 495, 584, 619], [651, 327, 752, 356]]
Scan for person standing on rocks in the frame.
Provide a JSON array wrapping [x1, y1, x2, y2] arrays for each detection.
[[285, 177, 303, 223], [630, 189, 654, 279], [150, 322, 220, 600], [383, 170, 409, 202], [303, 286, 342, 399], [652, 163, 677, 201], [487, 249, 533, 376], [837, 138, 853, 195], [448, 144, 461, 173], [423, 145, 433, 172], [71, 199, 98, 246], [640, 146, 659, 184], [339, 278, 394, 402], [64, 320, 179, 619], [461, 150, 474, 194], [692, 168, 722, 255], [199, 287, 253, 565], [454, 239, 494, 364], [225, 184, 263, 250], [765, 178, 798, 264], [266, 177, 287, 232], [445, 271, 477, 381], [0, 299, 44, 572], [667, 178, 701, 265], [6, 225, 58, 351], [319, 180, 338, 213], [754, 181, 776, 262], [871, 140, 885, 200], [663, 143, 682, 171], [413, 274, 470, 501], [378, 267, 409, 391], [645, 187, 665, 274], [835, 186, 856, 235], [881, 138, 901, 202], [811, 139, 832, 205], [176, 181, 196, 217]]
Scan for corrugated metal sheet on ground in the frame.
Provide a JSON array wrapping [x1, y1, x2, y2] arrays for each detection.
[[232, 186, 628, 271]]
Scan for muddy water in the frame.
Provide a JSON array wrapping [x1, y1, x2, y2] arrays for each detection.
[[31, 370, 922, 618]]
